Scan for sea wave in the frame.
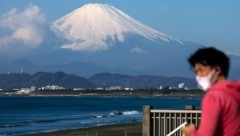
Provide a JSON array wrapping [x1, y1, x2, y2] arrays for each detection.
[[0, 119, 59, 128], [92, 110, 140, 119], [122, 111, 139, 115]]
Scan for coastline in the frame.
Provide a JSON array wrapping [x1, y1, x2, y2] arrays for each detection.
[[0, 89, 204, 98], [24, 122, 142, 136]]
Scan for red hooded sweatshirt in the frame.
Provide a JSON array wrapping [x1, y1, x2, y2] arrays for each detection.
[[191, 80, 240, 136]]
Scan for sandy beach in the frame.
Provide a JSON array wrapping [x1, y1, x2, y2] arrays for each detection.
[[25, 122, 142, 136]]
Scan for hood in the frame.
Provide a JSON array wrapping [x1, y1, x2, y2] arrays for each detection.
[[211, 80, 240, 102]]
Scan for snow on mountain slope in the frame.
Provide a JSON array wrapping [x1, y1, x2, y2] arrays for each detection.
[[52, 3, 183, 52]]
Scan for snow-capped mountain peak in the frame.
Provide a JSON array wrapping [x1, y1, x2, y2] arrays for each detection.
[[52, 3, 183, 52]]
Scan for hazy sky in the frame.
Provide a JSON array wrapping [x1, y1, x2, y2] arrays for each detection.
[[0, 0, 240, 55]]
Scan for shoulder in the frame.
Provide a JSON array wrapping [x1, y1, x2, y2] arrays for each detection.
[[209, 80, 240, 100], [200, 91, 222, 114], [203, 90, 223, 104], [202, 87, 229, 107]]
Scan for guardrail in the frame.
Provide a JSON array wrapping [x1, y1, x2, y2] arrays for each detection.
[[142, 105, 201, 136]]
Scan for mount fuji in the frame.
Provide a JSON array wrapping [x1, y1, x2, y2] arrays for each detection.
[[48, 3, 205, 77], [1, 3, 239, 79], [51, 3, 185, 52]]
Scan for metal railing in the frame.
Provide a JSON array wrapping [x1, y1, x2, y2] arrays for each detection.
[[143, 106, 201, 136]]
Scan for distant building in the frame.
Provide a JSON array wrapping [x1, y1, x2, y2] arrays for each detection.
[[178, 83, 185, 89], [13, 88, 20, 91], [106, 86, 121, 90], [169, 87, 175, 90], [73, 88, 86, 91], [30, 86, 36, 91], [40, 85, 65, 90], [96, 87, 104, 90], [17, 88, 33, 94], [124, 87, 134, 91], [159, 86, 163, 90], [184, 87, 190, 90]]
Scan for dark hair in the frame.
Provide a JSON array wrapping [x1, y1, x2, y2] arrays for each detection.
[[188, 47, 230, 77]]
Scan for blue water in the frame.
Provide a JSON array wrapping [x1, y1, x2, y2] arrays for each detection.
[[0, 96, 201, 136]]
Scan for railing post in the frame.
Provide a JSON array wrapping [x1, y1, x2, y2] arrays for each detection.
[[143, 105, 152, 136]]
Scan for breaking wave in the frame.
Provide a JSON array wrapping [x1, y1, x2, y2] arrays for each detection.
[[92, 110, 140, 118], [122, 111, 139, 115]]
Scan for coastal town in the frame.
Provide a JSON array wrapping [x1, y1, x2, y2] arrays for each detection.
[[0, 83, 204, 97]]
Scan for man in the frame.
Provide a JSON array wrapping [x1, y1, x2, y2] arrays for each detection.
[[182, 47, 240, 136]]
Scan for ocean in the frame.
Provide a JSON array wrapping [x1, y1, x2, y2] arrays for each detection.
[[0, 96, 201, 136]]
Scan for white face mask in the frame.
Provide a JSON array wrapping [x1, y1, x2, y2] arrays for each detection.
[[196, 69, 217, 91]]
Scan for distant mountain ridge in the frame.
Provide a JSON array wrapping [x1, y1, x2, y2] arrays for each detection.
[[0, 72, 196, 90], [89, 73, 197, 89], [0, 72, 92, 89]]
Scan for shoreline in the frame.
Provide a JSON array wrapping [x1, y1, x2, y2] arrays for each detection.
[[0, 88, 204, 98], [24, 122, 142, 136], [0, 92, 204, 98]]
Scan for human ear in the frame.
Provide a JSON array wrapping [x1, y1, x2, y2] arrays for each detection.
[[215, 66, 221, 76]]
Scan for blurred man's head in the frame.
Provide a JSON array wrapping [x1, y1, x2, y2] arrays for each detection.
[[188, 47, 229, 91]]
